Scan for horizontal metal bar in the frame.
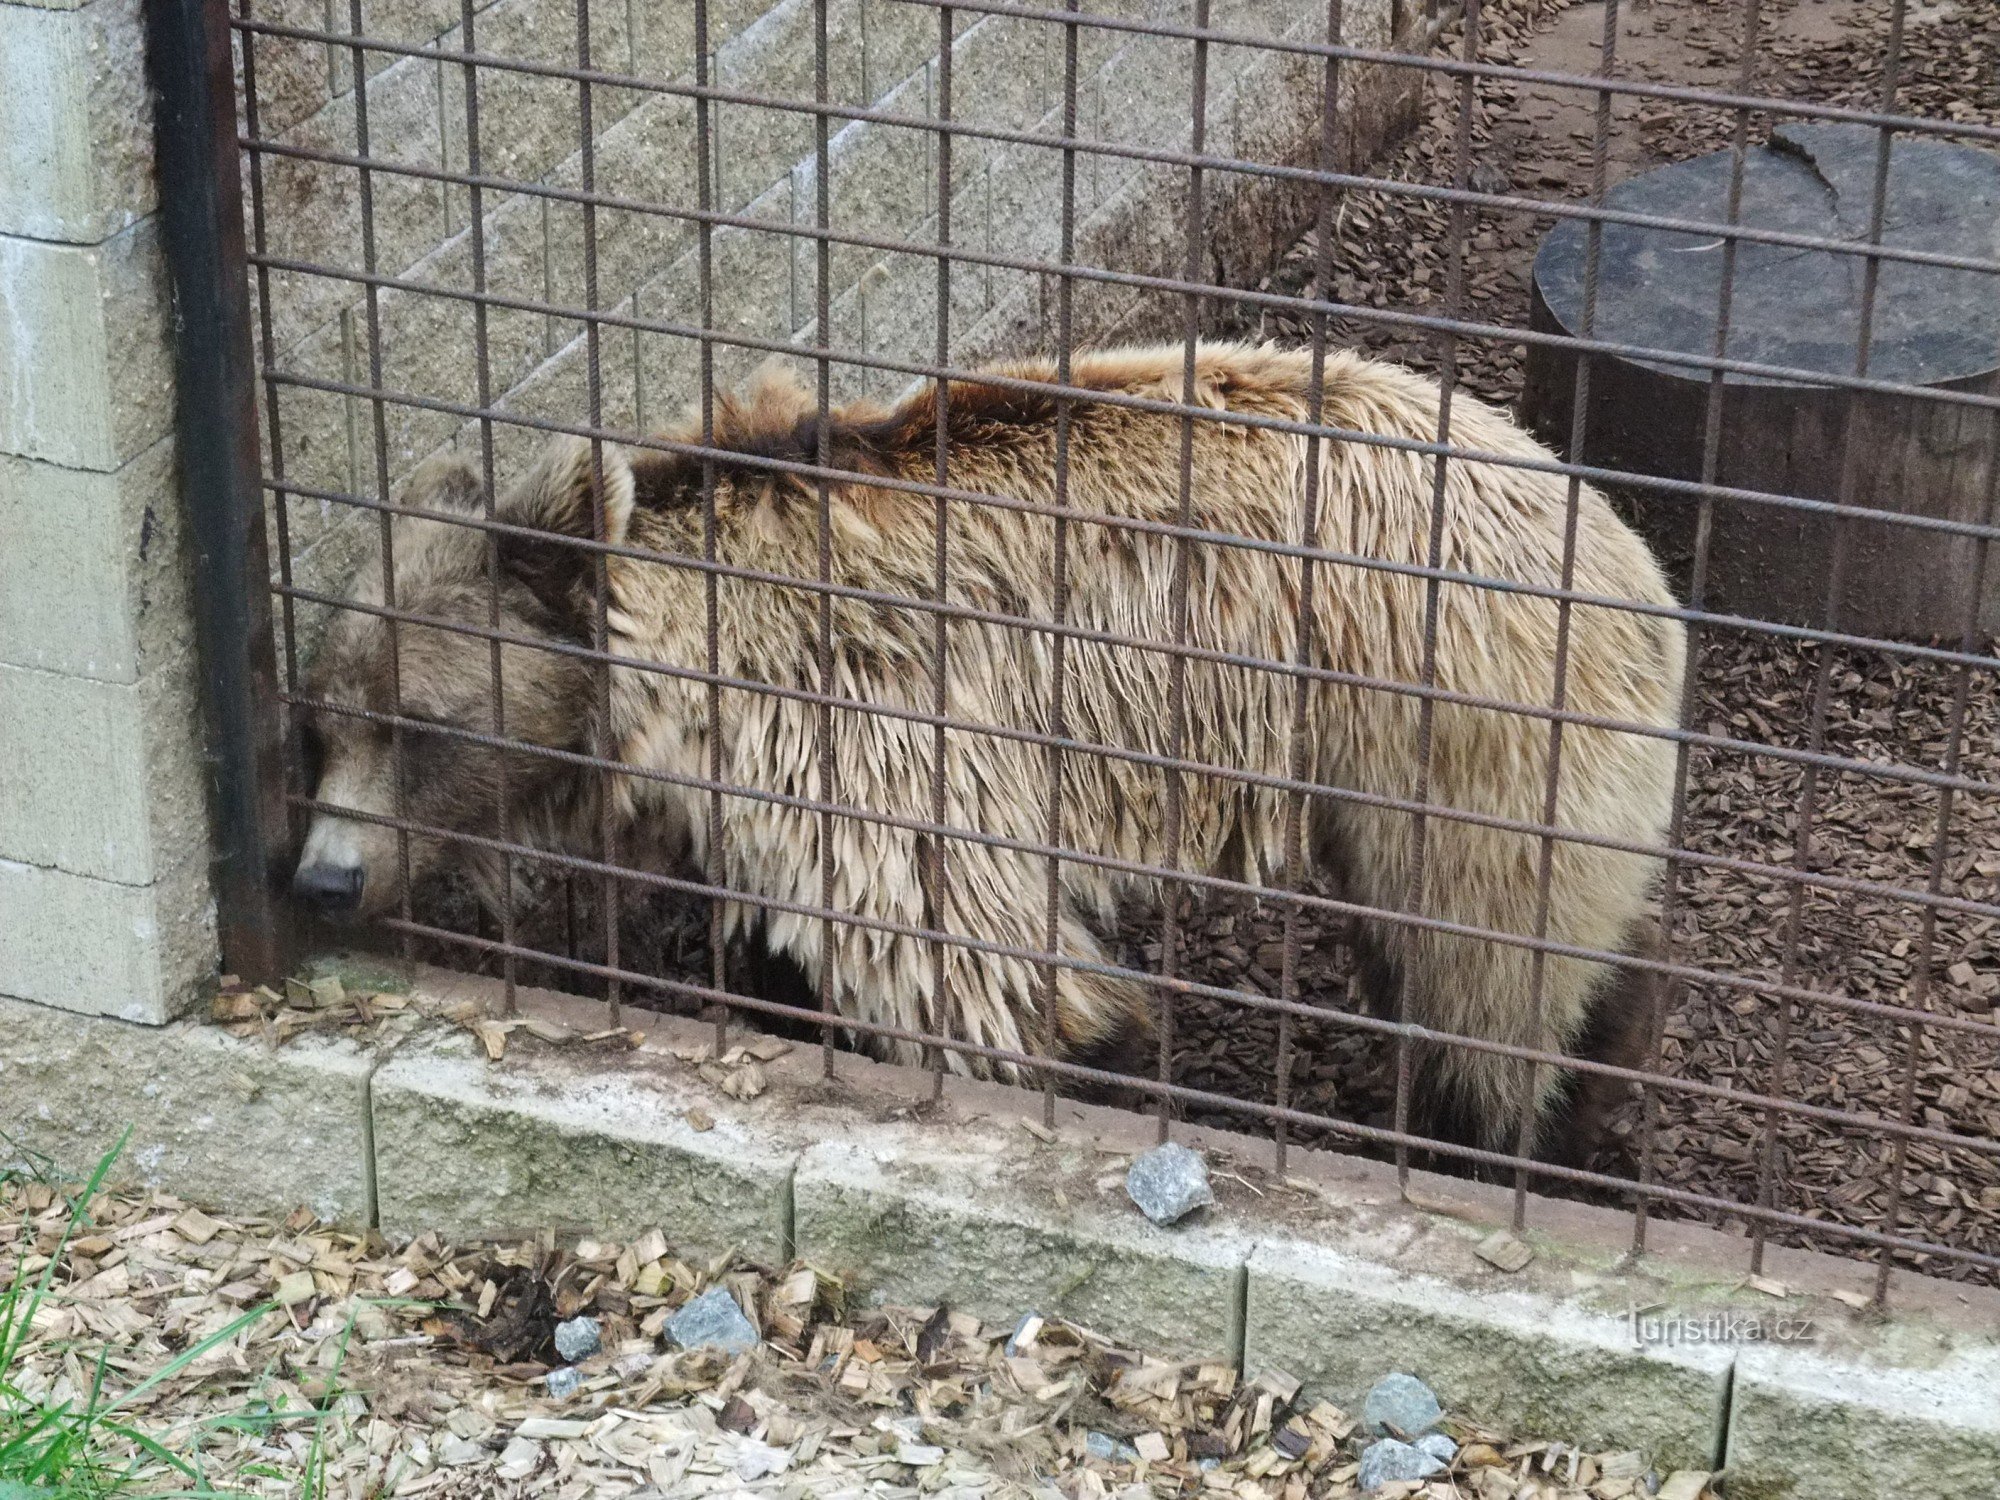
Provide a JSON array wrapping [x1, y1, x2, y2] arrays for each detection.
[[883, 0, 2000, 150], [274, 498, 2000, 821], [267, 359, 2000, 601], [231, 10, 2000, 170], [303, 786, 2000, 1157], [274, 483, 2000, 931], [267, 452, 2000, 691], [231, 44, 2000, 281], [283, 697, 2000, 1045], [250, 233, 2000, 421]]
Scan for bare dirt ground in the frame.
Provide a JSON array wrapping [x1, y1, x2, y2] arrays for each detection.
[[403, 0, 2000, 1288], [1, 1172, 1716, 1500]]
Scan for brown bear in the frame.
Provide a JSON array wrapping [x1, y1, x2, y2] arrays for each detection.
[[292, 341, 1685, 1161]]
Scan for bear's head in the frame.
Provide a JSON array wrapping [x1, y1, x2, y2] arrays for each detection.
[[291, 434, 636, 922]]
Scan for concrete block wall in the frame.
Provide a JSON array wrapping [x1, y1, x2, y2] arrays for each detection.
[[250, 0, 1416, 644], [0, 0, 218, 1023]]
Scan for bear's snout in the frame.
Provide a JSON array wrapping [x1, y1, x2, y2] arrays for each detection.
[[292, 858, 365, 919]]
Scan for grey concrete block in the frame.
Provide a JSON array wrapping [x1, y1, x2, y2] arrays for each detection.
[[371, 1029, 797, 1261], [0, 438, 185, 684], [435, 0, 643, 199], [0, 0, 156, 242], [0, 847, 215, 1024], [794, 1124, 1250, 1360], [0, 219, 172, 471], [712, 0, 900, 217], [1246, 1237, 1733, 1472], [0, 664, 197, 885], [254, 59, 448, 358], [0, 992, 375, 1224], [1724, 1342, 2000, 1500], [0, 994, 375, 1221], [234, 0, 343, 141]]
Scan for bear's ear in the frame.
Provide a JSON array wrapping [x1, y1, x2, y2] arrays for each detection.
[[494, 434, 636, 618]]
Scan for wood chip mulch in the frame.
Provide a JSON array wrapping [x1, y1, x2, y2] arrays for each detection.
[[1, 1176, 1717, 1499]]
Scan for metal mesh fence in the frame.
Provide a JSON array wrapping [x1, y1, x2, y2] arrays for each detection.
[[223, 0, 2000, 1302]]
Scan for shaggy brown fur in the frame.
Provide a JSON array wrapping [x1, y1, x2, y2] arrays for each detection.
[[294, 342, 1684, 1157]]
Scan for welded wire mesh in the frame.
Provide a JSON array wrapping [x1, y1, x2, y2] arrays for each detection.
[[229, 0, 2000, 1301]]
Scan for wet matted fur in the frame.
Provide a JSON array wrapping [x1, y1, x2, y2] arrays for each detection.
[[295, 341, 1685, 1157]]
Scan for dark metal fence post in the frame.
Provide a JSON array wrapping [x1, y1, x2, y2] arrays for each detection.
[[147, 0, 293, 985]]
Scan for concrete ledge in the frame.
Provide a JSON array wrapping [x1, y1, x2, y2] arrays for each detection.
[[0, 992, 375, 1225], [370, 1027, 799, 1263], [1724, 1341, 2000, 1500], [1246, 1236, 1733, 1471], [794, 1122, 1251, 1360]]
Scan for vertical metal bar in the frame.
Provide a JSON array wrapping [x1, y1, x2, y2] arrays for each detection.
[[1848, 1, 1931, 1307], [577, 0, 621, 1029], [147, 0, 292, 985], [236, 0, 302, 865], [1396, 0, 1481, 1180], [1874, 377, 2000, 1302], [1041, 0, 1081, 1129], [814, 0, 838, 1077], [928, 4, 956, 1104], [1634, 0, 1762, 1257], [460, 0, 514, 1016], [1512, 0, 1618, 1222], [696, 0, 728, 1058], [1157, 0, 1212, 1142], [1751, 0, 1906, 1280], [1274, 0, 1344, 1179], [346, 0, 411, 954]]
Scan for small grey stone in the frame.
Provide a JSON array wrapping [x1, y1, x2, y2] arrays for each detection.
[[552, 1315, 601, 1363], [545, 1365, 584, 1400], [1004, 1311, 1040, 1357], [1124, 1142, 1215, 1226], [1416, 1432, 1458, 1465], [1085, 1431, 1118, 1461], [1357, 1437, 1447, 1491], [1361, 1372, 1443, 1438], [666, 1286, 760, 1354]]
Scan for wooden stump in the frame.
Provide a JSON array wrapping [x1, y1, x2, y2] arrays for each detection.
[[1520, 124, 2000, 640]]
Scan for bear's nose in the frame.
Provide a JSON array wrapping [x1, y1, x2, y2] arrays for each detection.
[[292, 861, 364, 917]]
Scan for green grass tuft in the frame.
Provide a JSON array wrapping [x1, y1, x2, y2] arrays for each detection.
[[0, 1131, 276, 1500]]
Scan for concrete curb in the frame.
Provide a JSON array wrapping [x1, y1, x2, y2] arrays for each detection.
[[370, 1028, 799, 1263], [5, 968, 1999, 1500], [1246, 1237, 1733, 1471], [794, 1124, 1251, 1362], [0, 990, 376, 1225], [1723, 1339, 2000, 1499]]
